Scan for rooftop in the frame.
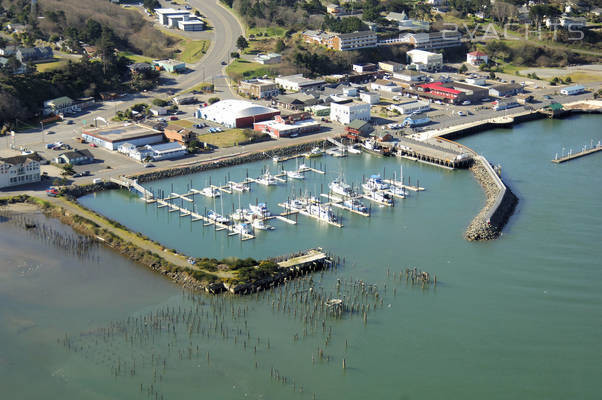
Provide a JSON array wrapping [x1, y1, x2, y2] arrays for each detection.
[[83, 124, 162, 143], [420, 82, 462, 95], [202, 99, 278, 119]]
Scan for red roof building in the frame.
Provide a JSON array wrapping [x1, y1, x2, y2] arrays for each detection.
[[466, 51, 489, 65]]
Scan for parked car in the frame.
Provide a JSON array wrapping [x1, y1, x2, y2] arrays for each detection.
[[543, 95, 552, 100], [458, 111, 466, 116], [144, 163, 155, 168], [82, 170, 91, 176], [46, 188, 59, 197], [462, 100, 471, 105], [66, 120, 74, 125], [221, 61, 227, 65], [170, 116, 178, 120], [45, 130, 55, 135], [89, 143, 97, 147], [73, 172, 82, 178]]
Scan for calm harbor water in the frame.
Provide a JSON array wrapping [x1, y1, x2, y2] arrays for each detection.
[[2, 115, 601, 399]]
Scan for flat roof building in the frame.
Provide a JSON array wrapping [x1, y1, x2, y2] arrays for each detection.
[[156, 8, 190, 26], [406, 49, 443, 71], [330, 101, 371, 125], [238, 78, 280, 99], [82, 124, 164, 150], [253, 113, 320, 138], [275, 74, 326, 92]]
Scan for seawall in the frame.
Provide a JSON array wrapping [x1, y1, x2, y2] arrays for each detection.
[[464, 156, 518, 241]]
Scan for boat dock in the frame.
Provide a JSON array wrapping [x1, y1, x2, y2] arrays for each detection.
[[320, 194, 371, 217], [153, 198, 256, 240], [383, 179, 425, 192], [552, 142, 601, 163], [392, 137, 473, 169], [277, 202, 344, 228]]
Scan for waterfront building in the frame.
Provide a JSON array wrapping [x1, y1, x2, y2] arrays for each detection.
[[253, 113, 320, 138], [560, 85, 585, 96], [390, 100, 431, 115], [489, 83, 523, 98], [0, 154, 40, 188], [196, 100, 280, 128], [330, 102, 371, 124]]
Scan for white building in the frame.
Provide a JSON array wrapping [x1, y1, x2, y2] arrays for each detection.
[[465, 76, 487, 86], [466, 51, 488, 66], [560, 85, 585, 95], [254, 53, 282, 64], [406, 49, 443, 71], [195, 99, 279, 128], [0, 155, 41, 188], [275, 74, 326, 92], [146, 142, 187, 160], [378, 61, 404, 73], [156, 9, 190, 26], [352, 63, 377, 73], [393, 70, 425, 82], [330, 102, 371, 125], [390, 100, 430, 115], [359, 92, 380, 105], [178, 18, 205, 31]]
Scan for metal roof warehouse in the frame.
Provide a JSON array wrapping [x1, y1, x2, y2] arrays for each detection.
[[82, 124, 164, 150]]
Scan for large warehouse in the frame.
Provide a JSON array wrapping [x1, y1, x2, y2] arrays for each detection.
[[82, 124, 164, 150], [195, 100, 280, 128]]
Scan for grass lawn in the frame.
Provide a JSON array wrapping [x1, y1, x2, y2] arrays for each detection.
[[178, 39, 210, 63], [226, 59, 274, 81], [197, 129, 249, 148], [120, 51, 154, 63], [180, 82, 215, 94], [36, 58, 69, 72], [248, 26, 286, 37], [168, 119, 194, 129]]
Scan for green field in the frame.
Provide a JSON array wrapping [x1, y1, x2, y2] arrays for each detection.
[[197, 129, 249, 148], [225, 59, 274, 81], [178, 39, 210, 63], [36, 59, 69, 72], [120, 51, 155, 63], [248, 26, 286, 38]]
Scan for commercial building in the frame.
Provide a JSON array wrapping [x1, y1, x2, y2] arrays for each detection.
[[489, 83, 523, 97], [195, 99, 280, 128], [345, 119, 373, 139], [560, 85, 585, 95], [466, 51, 488, 66], [493, 98, 520, 111], [173, 95, 196, 105], [406, 49, 443, 71], [359, 92, 380, 105], [275, 74, 326, 92], [417, 81, 488, 104], [253, 113, 320, 138], [0, 155, 41, 188], [164, 127, 195, 145], [43, 96, 73, 116], [301, 30, 377, 51], [152, 59, 186, 73], [54, 149, 94, 165], [385, 11, 429, 31], [352, 63, 377, 74], [178, 18, 205, 31], [465, 76, 487, 86], [393, 70, 425, 82], [398, 31, 462, 50], [370, 79, 402, 98], [254, 53, 282, 64], [330, 102, 371, 125], [390, 100, 430, 115], [82, 124, 164, 151], [238, 78, 280, 99], [156, 8, 190, 26], [378, 61, 404, 73], [274, 93, 320, 110], [146, 142, 187, 160]]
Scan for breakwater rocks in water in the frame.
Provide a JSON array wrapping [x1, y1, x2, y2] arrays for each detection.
[[465, 156, 518, 241], [63, 181, 119, 198], [131, 140, 332, 184]]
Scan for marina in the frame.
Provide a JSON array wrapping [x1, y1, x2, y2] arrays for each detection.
[[551, 141, 601, 163]]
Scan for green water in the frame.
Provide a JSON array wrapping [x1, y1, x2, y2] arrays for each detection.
[[2, 115, 601, 399]]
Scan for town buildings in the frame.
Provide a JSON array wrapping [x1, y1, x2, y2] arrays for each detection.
[[398, 31, 462, 50], [385, 11, 430, 31], [393, 70, 426, 82], [238, 79, 280, 99], [416, 81, 488, 104], [164, 127, 195, 145], [406, 49, 443, 71], [253, 113, 320, 138], [378, 61, 404, 73], [330, 102, 371, 124], [390, 100, 431, 115], [359, 92, 380, 105], [302, 30, 377, 51], [195, 100, 280, 128], [155, 8, 205, 31], [16, 46, 53, 63], [152, 59, 186, 73], [54, 150, 94, 165], [0, 155, 41, 188], [560, 85, 585, 95], [466, 51, 488, 66], [489, 83, 524, 97]]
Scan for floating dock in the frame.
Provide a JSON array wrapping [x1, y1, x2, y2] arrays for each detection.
[[320, 194, 370, 217], [277, 202, 344, 228], [552, 144, 601, 164], [383, 179, 425, 192]]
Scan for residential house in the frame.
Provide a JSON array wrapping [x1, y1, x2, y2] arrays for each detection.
[[466, 51, 488, 66], [55, 149, 94, 165], [16, 47, 53, 63], [0, 155, 41, 188]]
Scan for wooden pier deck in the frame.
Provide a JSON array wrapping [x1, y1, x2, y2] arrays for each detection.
[[552, 145, 601, 163]]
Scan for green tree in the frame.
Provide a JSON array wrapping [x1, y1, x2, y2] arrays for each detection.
[[208, 97, 220, 104], [489, 71, 496, 79], [274, 39, 285, 53], [459, 63, 468, 73], [236, 35, 248, 50]]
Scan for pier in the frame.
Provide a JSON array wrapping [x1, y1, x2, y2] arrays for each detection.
[[278, 201, 344, 228], [320, 194, 371, 217], [552, 142, 601, 163], [391, 137, 473, 169]]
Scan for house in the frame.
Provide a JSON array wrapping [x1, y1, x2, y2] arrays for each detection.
[[406, 49, 443, 71], [0, 46, 18, 56], [16, 47, 53, 63], [489, 83, 523, 97], [390, 100, 431, 115], [330, 102, 371, 124], [393, 70, 425, 82], [152, 59, 186, 73], [254, 53, 281, 64], [352, 63, 377, 74], [359, 92, 380, 105], [274, 93, 320, 110], [398, 31, 462, 50], [466, 51, 488, 66], [0, 155, 41, 188], [164, 127, 195, 145], [83, 46, 98, 57], [275, 74, 326, 92], [378, 61, 404, 73], [253, 113, 320, 138], [128, 62, 152, 73], [55, 149, 94, 165], [558, 15, 586, 29], [82, 124, 164, 150], [560, 85, 585, 95], [43, 96, 74, 116], [326, 4, 343, 16], [345, 119, 373, 139], [238, 78, 280, 99]]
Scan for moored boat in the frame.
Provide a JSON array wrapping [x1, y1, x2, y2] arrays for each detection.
[[362, 174, 389, 192], [285, 170, 304, 179], [329, 178, 354, 198], [343, 198, 369, 213], [256, 172, 278, 186], [201, 186, 221, 197], [231, 182, 250, 192], [233, 222, 253, 235], [249, 203, 271, 217], [305, 147, 323, 158]]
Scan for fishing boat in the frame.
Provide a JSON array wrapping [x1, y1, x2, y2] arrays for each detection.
[[233, 223, 253, 235], [252, 218, 274, 231], [343, 198, 369, 213], [329, 178, 354, 198], [201, 186, 221, 197], [362, 174, 390, 192], [361, 138, 385, 157], [231, 208, 253, 222], [307, 204, 337, 223], [231, 182, 250, 192], [256, 171, 278, 186], [249, 203, 271, 217], [285, 170, 304, 179], [305, 147, 323, 158], [283, 198, 305, 210], [347, 144, 361, 154], [363, 188, 393, 205], [207, 210, 230, 224], [388, 185, 407, 197]]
